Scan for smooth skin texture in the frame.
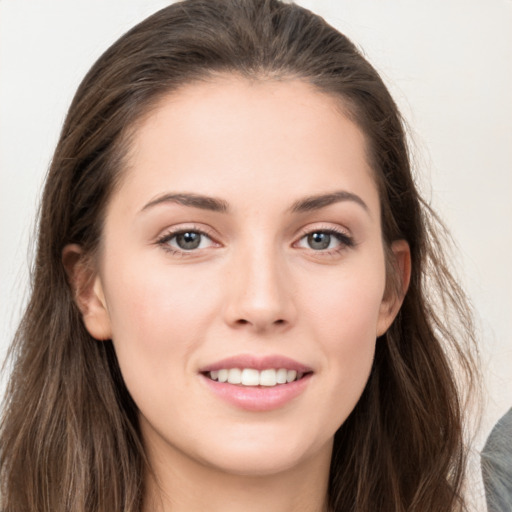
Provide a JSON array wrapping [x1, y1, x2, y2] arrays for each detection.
[[65, 76, 410, 512]]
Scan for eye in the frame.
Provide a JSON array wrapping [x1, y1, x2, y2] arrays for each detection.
[[305, 232, 335, 250], [296, 229, 354, 251], [157, 229, 216, 253]]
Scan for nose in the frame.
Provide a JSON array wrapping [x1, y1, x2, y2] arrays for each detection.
[[223, 245, 296, 333]]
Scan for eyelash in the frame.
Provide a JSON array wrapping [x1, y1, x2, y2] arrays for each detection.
[[156, 225, 218, 256], [156, 225, 355, 257], [295, 226, 355, 256]]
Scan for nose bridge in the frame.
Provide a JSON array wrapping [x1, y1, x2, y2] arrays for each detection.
[[224, 235, 295, 331]]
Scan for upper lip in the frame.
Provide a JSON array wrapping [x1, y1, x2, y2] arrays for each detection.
[[199, 354, 313, 373]]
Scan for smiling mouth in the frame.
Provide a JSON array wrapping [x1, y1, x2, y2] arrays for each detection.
[[203, 368, 311, 387]]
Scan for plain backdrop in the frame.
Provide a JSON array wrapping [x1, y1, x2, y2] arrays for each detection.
[[1, 0, 511, 501]]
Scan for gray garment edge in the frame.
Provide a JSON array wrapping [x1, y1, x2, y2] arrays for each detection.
[[481, 407, 512, 512]]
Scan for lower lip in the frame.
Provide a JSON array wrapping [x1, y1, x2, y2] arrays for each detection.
[[201, 374, 312, 412]]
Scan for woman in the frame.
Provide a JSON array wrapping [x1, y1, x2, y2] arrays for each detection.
[[0, 0, 479, 510]]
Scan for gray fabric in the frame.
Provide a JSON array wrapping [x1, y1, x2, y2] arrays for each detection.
[[481, 408, 512, 512]]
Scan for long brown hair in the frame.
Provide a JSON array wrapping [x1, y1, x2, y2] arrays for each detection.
[[0, 1, 479, 510]]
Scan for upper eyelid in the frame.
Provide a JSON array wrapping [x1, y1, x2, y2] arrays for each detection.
[[156, 224, 219, 242], [156, 227, 220, 255], [155, 223, 353, 246], [294, 223, 352, 239], [293, 224, 356, 250]]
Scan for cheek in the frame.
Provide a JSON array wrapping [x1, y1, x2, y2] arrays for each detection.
[[100, 258, 226, 431], [299, 258, 385, 419], [310, 278, 382, 371], [101, 255, 221, 378], [303, 255, 386, 343]]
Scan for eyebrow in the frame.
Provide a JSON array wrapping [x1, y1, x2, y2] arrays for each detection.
[[140, 190, 369, 215], [289, 191, 369, 214], [141, 193, 229, 213]]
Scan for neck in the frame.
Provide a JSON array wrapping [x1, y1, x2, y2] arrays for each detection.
[[142, 438, 332, 512]]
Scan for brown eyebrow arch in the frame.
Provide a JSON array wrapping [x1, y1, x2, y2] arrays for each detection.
[[290, 190, 369, 214], [141, 193, 229, 213]]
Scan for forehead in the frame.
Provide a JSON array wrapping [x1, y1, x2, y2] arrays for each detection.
[[115, 76, 379, 215]]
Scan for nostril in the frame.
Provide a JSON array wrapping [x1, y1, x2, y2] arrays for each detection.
[[233, 318, 286, 327]]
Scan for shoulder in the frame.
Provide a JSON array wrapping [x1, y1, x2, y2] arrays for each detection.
[[481, 408, 512, 512]]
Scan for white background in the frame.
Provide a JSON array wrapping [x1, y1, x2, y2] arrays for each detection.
[[1, 0, 511, 487]]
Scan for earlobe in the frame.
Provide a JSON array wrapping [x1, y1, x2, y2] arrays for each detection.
[[62, 244, 112, 341], [377, 239, 411, 337]]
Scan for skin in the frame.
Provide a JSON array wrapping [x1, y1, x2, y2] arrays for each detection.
[[65, 76, 410, 512]]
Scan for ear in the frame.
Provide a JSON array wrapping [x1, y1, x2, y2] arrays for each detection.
[[376, 239, 411, 337], [62, 244, 112, 341]]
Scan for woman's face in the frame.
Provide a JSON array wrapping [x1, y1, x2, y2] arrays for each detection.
[[80, 76, 406, 477]]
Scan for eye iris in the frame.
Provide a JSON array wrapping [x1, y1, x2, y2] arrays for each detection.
[[176, 232, 201, 250], [307, 232, 331, 250]]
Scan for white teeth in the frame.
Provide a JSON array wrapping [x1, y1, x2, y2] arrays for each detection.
[[276, 368, 288, 384], [241, 368, 260, 386], [259, 369, 277, 387], [227, 368, 242, 384], [207, 367, 306, 386], [286, 370, 297, 383]]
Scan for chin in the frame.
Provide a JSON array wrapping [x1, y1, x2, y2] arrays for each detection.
[[195, 428, 333, 478]]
